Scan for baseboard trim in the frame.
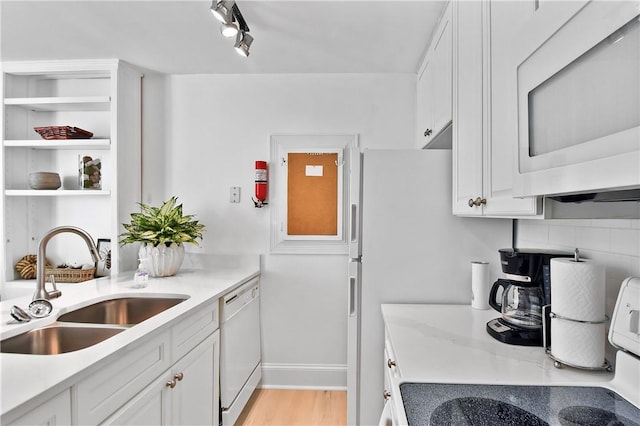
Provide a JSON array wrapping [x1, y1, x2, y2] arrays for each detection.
[[260, 363, 347, 390]]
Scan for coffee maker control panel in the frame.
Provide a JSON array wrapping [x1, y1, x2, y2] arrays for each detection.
[[609, 277, 640, 357]]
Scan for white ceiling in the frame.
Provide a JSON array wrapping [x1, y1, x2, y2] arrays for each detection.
[[0, 0, 445, 75]]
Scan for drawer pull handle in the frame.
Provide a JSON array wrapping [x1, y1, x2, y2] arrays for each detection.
[[174, 372, 184, 382], [387, 359, 397, 368], [166, 380, 176, 389]]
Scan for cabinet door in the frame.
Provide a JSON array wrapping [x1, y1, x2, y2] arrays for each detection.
[[171, 331, 219, 426], [484, 0, 540, 216], [432, 3, 453, 135], [102, 373, 171, 426], [5, 389, 71, 426], [416, 56, 435, 148], [452, 0, 484, 215]]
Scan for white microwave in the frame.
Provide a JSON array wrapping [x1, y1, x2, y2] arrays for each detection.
[[514, 1, 640, 198]]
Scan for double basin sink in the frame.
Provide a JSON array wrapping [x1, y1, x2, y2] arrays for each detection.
[[1, 296, 187, 355]]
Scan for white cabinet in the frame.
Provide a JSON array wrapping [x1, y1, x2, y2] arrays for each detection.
[[416, 2, 452, 149], [103, 331, 220, 426], [1, 59, 142, 280], [78, 302, 219, 425], [452, 1, 541, 217], [380, 331, 401, 426], [170, 331, 219, 425], [5, 389, 71, 426]]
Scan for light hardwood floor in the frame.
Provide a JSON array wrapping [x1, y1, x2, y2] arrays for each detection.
[[235, 389, 347, 426]]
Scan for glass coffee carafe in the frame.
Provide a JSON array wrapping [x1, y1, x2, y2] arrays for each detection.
[[489, 279, 543, 329]]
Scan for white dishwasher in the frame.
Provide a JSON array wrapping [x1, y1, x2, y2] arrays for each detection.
[[220, 276, 262, 426]]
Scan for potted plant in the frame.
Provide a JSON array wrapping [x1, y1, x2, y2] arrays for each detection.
[[120, 196, 205, 277]]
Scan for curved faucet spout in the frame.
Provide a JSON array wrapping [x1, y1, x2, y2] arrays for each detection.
[[35, 226, 101, 301]]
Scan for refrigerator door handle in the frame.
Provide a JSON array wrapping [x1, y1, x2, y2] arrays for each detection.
[[350, 203, 358, 243], [348, 276, 357, 317]]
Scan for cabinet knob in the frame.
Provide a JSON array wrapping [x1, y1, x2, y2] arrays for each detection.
[[166, 380, 176, 389], [383, 390, 392, 400], [387, 359, 397, 369], [174, 372, 184, 382], [468, 197, 487, 207], [424, 129, 433, 137]]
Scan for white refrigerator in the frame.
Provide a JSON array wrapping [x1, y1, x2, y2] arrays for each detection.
[[346, 149, 511, 425]]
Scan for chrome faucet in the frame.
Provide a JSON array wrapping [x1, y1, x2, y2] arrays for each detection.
[[34, 226, 101, 301]]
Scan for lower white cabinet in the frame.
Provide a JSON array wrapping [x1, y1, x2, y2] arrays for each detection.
[[5, 389, 71, 426], [2, 301, 220, 426], [103, 331, 220, 426], [380, 332, 401, 426]]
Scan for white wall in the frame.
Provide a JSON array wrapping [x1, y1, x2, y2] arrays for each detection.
[[143, 73, 416, 388], [516, 218, 640, 362]]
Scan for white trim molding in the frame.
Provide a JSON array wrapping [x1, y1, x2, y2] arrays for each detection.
[[260, 363, 347, 390]]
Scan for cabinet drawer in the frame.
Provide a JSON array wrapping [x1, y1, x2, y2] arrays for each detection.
[[75, 330, 171, 425], [171, 301, 218, 362]]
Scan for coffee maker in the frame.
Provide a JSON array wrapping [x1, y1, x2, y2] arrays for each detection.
[[486, 248, 572, 346]]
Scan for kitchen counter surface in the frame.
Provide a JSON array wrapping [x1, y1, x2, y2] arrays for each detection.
[[0, 254, 260, 419], [381, 304, 617, 425]]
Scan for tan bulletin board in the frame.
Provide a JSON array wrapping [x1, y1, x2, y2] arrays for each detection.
[[287, 152, 338, 236]]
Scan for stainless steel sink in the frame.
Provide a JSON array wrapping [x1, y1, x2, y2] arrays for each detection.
[[0, 325, 124, 355], [57, 297, 187, 326]]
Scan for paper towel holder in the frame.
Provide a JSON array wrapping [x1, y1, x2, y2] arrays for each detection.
[[573, 247, 583, 262], [546, 312, 612, 372], [546, 348, 612, 372]]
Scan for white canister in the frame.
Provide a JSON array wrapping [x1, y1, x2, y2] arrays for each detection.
[[471, 261, 490, 310]]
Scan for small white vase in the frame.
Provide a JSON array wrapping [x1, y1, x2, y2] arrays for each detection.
[[138, 243, 185, 277]]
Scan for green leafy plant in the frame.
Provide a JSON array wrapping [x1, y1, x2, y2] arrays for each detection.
[[120, 197, 205, 247]]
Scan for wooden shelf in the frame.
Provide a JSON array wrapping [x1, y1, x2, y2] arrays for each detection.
[[4, 139, 111, 149], [4, 96, 110, 111], [5, 189, 111, 197]]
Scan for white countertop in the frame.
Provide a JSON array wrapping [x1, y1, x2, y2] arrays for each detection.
[[381, 304, 614, 385], [0, 254, 260, 419], [381, 304, 618, 424]]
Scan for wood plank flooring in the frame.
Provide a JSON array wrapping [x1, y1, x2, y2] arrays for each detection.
[[235, 389, 347, 426]]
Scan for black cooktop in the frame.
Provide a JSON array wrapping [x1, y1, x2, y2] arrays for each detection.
[[400, 383, 640, 426]]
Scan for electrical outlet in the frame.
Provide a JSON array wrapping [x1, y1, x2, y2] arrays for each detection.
[[230, 186, 241, 203]]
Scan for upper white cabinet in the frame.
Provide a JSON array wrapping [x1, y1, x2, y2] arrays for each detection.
[[417, 2, 452, 149], [452, 0, 542, 217], [1, 59, 142, 280]]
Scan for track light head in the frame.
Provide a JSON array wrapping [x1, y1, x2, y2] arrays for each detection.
[[234, 31, 253, 57], [211, 0, 235, 24], [221, 22, 239, 38]]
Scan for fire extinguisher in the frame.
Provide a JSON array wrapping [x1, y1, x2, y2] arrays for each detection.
[[253, 161, 268, 208]]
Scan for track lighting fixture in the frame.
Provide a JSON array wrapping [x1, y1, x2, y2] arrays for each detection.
[[210, 0, 253, 56], [234, 31, 253, 57], [221, 22, 238, 38], [210, 0, 234, 24]]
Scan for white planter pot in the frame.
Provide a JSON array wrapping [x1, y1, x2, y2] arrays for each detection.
[[138, 243, 185, 277]]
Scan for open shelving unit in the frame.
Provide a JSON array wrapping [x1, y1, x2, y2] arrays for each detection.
[[1, 59, 142, 282]]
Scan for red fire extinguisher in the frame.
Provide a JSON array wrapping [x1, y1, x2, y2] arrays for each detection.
[[253, 161, 268, 208]]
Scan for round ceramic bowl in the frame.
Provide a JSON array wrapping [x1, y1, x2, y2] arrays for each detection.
[[29, 172, 61, 190]]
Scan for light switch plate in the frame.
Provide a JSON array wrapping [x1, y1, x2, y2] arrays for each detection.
[[230, 186, 241, 203]]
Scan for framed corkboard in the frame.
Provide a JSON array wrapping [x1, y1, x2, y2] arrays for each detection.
[[269, 134, 355, 254], [287, 152, 338, 236]]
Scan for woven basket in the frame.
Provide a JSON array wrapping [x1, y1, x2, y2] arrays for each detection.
[[34, 126, 94, 140], [45, 267, 96, 283]]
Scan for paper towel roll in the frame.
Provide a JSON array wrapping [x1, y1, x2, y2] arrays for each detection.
[[471, 261, 490, 310], [551, 258, 605, 321], [550, 317, 606, 368]]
